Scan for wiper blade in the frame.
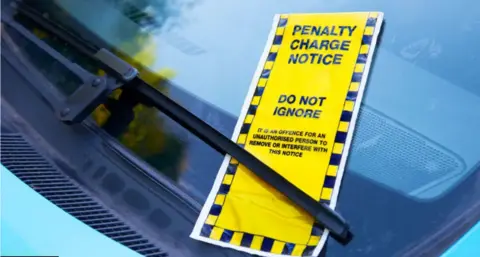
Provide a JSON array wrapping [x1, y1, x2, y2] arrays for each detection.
[[8, 0, 353, 244], [135, 82, 353, 244]]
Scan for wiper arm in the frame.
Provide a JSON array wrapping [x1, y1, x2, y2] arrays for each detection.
[[8, 0, 353, 244]]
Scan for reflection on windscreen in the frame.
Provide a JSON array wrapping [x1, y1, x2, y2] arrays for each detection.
[[11, 0, 192, 185], [3, 19, 83, 96], [45, 0, 480, 201]]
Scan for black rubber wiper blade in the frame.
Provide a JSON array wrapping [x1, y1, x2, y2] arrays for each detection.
[[11, 0, 353, 244], [135, 81, 353, 244]]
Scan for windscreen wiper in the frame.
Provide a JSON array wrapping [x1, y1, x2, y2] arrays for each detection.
[[6, 0, 353, 244]]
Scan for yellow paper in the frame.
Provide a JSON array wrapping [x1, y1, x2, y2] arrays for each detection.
[[191, 12, 384, 257]]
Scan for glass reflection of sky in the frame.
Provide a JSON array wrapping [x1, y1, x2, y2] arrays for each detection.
[[52, 0, 480, 199], [155, 0, 480, 201], [155, 0, 480, 115]]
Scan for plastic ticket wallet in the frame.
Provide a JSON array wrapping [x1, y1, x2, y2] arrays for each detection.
[[191, 12, 384, 257]]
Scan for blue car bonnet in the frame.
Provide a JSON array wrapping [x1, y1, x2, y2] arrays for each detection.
[[0, 164, 142, 257]]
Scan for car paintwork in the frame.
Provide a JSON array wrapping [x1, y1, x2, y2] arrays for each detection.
[[0, 164, 142, 257], [442, 222, 480, 257]]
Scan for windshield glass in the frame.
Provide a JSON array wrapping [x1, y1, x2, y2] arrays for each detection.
[[5, 0, 480, 256]]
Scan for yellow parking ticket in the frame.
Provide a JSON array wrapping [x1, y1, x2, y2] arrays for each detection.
[[191, 12, 384, 257]]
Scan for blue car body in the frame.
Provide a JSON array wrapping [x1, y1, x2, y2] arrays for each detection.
[[0, 164, 141, 257]]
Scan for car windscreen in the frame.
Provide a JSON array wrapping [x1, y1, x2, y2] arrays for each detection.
[[6, 0, 480, 256]]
